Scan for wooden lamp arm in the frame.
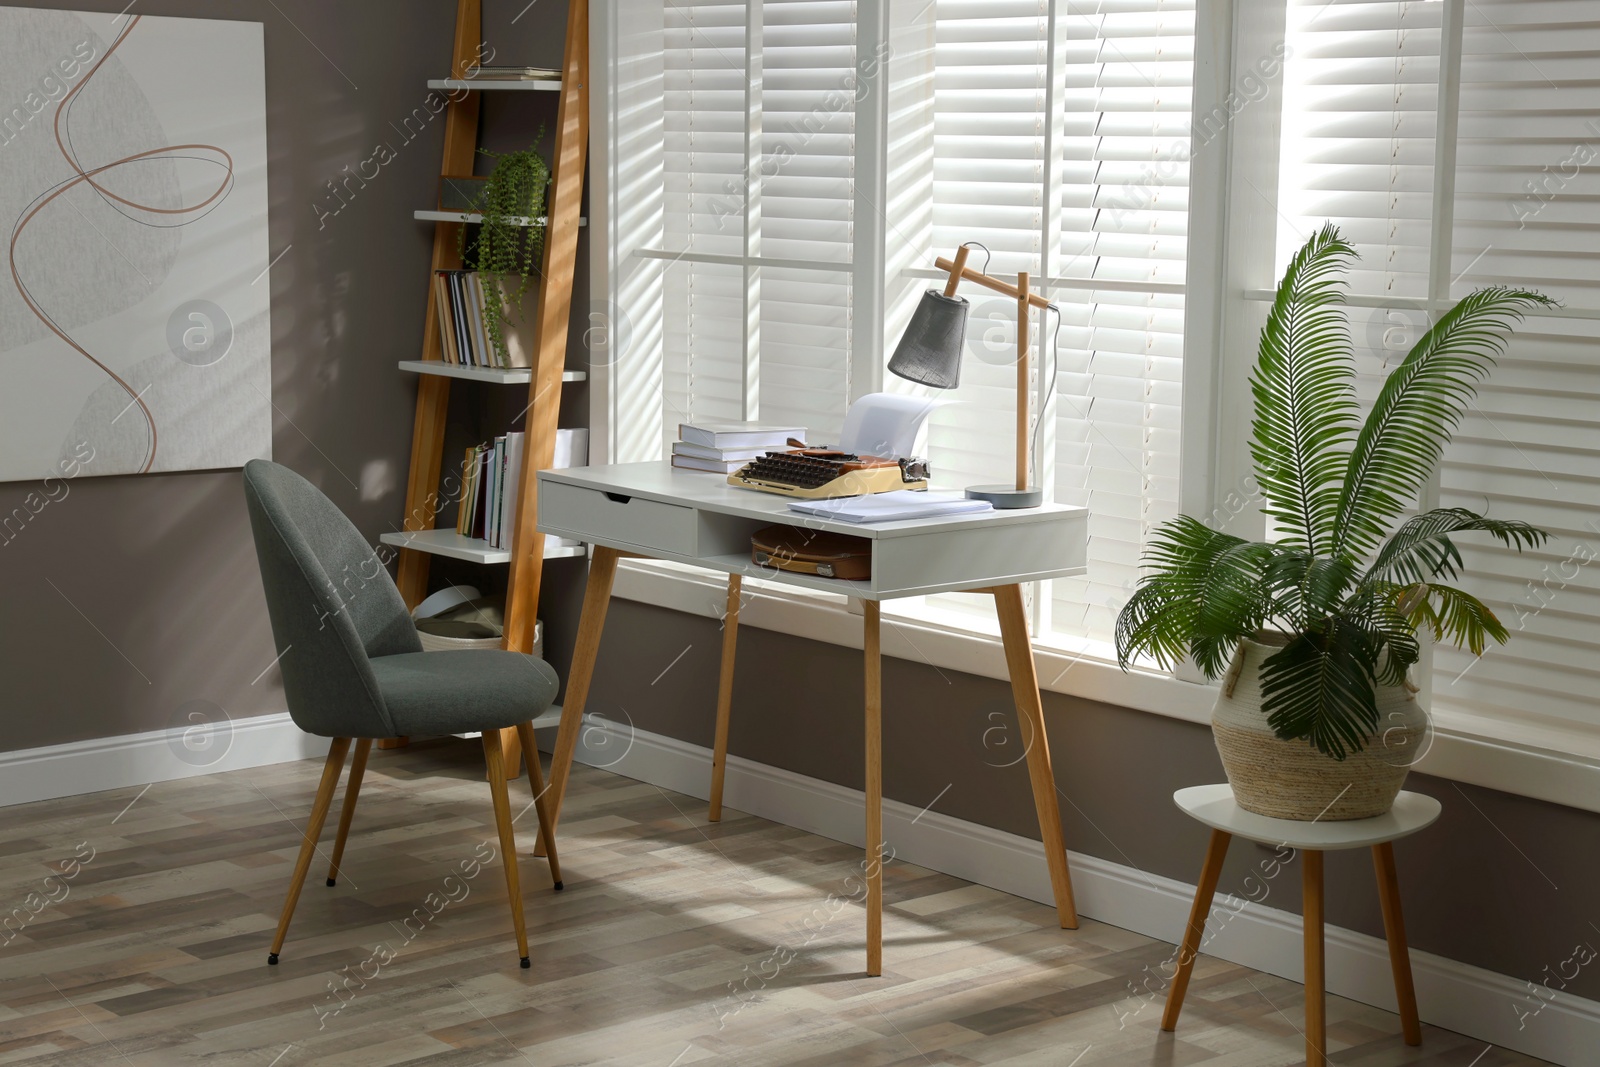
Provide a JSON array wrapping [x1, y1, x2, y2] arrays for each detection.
[[935, 253, 1052, 310]]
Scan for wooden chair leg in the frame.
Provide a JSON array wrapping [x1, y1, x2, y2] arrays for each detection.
[[864, 600, 883, 978], [500, 725, 524, 781], [1373, 842, 1422, 1045], [1162, 828, 1232, 1031], [483, 729, 531, 968], [515, 720, 563, 891], [325, 738, 372, 886], [709, 574, 741, 822], [1304, 849, 1327, 1066], [268, 738, 351, 965]]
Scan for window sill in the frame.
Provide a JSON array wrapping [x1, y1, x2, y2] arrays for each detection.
[[612, 559, 1600, 816]]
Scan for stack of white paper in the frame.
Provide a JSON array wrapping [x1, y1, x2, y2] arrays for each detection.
[[788, 490, 993, 524]]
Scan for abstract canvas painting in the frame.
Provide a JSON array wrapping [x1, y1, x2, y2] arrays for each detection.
[[0, 7, 270, 482]]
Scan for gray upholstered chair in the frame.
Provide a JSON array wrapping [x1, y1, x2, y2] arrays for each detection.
[[242, 459, 561, 969]]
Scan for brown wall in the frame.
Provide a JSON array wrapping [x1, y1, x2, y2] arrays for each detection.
[[1, 0, 1594, 1020], [0, 0, 585, 749], [584, 599, 1600, 1004]]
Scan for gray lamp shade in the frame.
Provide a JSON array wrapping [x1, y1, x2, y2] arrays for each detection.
[[888, 289, 968, 390]]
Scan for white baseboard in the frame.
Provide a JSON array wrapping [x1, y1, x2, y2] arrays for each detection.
[[0, 713, 330, 809], [1, 715, 1589, 1064], [547, 718, 1599, 1067]]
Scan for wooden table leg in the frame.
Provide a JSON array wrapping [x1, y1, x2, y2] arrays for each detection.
[[1304, 849, 1326, 1066], [708, 575, 742, 822], [1373, 842, 1422, 1045], [1162, 828, 1231, 1031], [864, 599, 883, 977], [535, 545, 621, 857], [992, 584, 1078, 928]]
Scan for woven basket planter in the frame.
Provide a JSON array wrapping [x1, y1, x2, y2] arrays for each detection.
[[1212, 637, 1427, 821]]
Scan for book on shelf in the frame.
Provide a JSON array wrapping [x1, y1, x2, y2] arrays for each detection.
[[432, 270, 534, 369], [456, 428, 590, 549], [468, 65, 561, 80], [678, 420, 806, 450]]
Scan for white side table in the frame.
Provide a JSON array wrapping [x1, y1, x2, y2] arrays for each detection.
[[1163, 785, 1443, 1065]]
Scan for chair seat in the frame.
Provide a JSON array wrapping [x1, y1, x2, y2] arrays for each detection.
[[369, 650, 559, 737]]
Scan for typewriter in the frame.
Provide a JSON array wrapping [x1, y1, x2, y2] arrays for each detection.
[[727, 448, 930, 499]]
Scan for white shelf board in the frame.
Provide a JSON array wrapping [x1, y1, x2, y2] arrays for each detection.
[[398, 360, 587, 385], [428, 78, 561, 93], [414, 209, 587, 227], [380, 529, 586, 564]]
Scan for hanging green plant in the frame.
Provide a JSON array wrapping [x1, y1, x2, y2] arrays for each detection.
[[459, 144, 550, 367]]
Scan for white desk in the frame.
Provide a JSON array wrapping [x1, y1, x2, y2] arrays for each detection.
[[535, 461, 1090, 975]]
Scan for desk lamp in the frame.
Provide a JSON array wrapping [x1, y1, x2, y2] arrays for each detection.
[[887, 245, 1050, 508]]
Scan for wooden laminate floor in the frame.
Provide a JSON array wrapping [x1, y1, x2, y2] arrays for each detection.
[[0, 740, 1552, 1067]]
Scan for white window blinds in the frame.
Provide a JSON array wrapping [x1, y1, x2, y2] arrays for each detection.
[[1053, 2, 1191, 641], [1274, 0, 1600, 755], [658, 0, 857, 454], [912, 0, 1193, 644], [617, 0, 1196, 651]]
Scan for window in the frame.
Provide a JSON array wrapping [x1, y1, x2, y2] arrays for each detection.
[[599, 0, 1600, 770], [607, 0, 1197, 654], [1259, 0, 1600, 757]]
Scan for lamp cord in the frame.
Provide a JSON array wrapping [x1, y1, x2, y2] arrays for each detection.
[[958, 240, 993, 275], [1032, 302, 1062, 485], [949, 241, 1056, 487]]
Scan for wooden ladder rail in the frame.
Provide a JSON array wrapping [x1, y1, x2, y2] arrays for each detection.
[[503, 0, 589, 657], [494, 0, 590, 775], [395, 0, 485, 612]]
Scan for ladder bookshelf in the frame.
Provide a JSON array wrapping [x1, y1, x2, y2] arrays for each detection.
[[386, 0, 591, 763]]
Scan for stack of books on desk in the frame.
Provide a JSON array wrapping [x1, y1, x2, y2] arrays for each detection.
[[458, 428, 588, 548], [672, 420, 806, 473]]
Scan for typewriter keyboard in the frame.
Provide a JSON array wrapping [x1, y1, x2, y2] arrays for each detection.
[[738, 453, 854, 490]]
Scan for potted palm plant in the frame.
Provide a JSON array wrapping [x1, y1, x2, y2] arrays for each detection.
[[1115, 225, 1551, 820]]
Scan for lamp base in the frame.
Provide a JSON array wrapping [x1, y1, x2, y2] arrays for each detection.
[[965, 484, 1044, 509]]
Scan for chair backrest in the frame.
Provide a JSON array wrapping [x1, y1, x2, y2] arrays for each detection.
[[242, 460, 421, 738]]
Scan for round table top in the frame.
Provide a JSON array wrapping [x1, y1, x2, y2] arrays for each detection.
[[1174, 784, 1442, 850]]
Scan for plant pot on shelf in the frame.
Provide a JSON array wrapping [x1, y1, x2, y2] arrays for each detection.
[[1211, 637, 1428, 821]]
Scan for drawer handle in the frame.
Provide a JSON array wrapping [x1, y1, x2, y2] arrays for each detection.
[[603, 492, 631, 504]]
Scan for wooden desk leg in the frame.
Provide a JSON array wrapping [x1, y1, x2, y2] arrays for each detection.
[[1304, 849, 1327, 1066], [1373, 842, 1422, 1045], [534, 545, 621, 858], [708, 575, 742, 822], [864, 599, 883, 977], [992, 584, 1079, 929], [1162, 828, 1231, 1031]]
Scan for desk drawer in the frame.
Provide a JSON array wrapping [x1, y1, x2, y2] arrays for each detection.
[[541, 480, 698, 556]]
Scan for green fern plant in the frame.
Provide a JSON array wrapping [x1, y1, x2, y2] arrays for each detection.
[[459, 145, 550, 367], [1115, 224, 1554, 759]]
